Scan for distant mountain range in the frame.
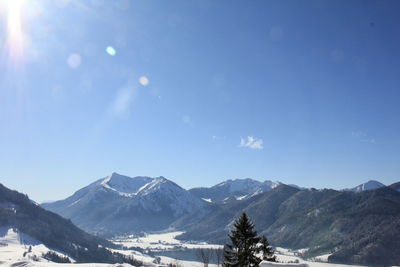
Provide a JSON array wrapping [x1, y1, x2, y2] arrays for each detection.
[[0, 183, 141, 265], [189, 178, 280, 203], [40, 172, 400, 266]]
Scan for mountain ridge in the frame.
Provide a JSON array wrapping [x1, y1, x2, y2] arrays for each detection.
[[40, 172, 399, 266], [178, 184, 400, 266], [42, 173, 205, 236], [344, 180, 386, 192], [0, 183, 141, 265], [189, 178, 281, 203]]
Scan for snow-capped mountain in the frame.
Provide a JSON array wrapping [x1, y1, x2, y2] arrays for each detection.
[[189, 178, 280, 203], [42, 173, 205, 236], [345, 180, 385, 192], [100, 173, 152, 196]]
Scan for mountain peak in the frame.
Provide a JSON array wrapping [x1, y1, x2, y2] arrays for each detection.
[[346, 180, 385, 193], [42, 174, 204, 234], [366, 179, 383, 184], [100, 173, 152, 195], [189, 178, 280, 203]]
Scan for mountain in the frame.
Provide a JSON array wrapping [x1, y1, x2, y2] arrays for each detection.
[[0, 183, 141, 265], [189, 178, 280, 203], [42, 172, 205, 236], [40, 173, 400, 265], [178, 184, 299, 243], [345, 180, 385, 192], [390, 181, 400, 192], [178, 184, 400, 266]]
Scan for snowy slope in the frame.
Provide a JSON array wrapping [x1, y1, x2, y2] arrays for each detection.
[[345, 180, 385, 192], [100, 172, 153, 196], [0, 226, 74, 266], [42, 173, 205, 235], [189, 178, 280, 202]]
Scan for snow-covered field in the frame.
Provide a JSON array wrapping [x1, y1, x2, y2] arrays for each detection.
[[274, 248, 365, 267], [113, 231, 222, 251], [1, 229, 367, 267], [113, 232, 365, 267], [0, 226, 132, 267]]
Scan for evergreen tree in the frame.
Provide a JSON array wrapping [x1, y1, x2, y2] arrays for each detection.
[[258, 235, 276, 262], [223, 212, 262, 267]]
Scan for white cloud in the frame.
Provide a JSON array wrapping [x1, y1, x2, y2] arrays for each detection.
[[239, 136, 264, 150]]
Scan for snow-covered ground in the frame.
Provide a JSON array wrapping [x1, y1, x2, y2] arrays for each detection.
[[2, 228, 367, 267], [274, 247, 365, 267], [113, 231, 222, 251], [113, 232, 365, 267], [157, 255, 218, 267], [0, 226, 132, 267]]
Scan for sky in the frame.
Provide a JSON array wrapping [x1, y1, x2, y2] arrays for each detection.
[[1, 0, 400, 202]]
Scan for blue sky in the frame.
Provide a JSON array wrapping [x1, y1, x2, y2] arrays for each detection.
[[1, 0, 400, 202]]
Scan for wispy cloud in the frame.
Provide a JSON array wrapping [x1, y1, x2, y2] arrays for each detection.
[[239, 136, 264, 150], [351, 131, 376, 144]]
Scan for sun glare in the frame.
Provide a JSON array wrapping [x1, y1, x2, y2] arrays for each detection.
[[1, 0, 27, 63]]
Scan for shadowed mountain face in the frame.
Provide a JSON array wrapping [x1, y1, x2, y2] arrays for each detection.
[[178, 184, 400, 266], [0, 183, 140, 264], [390, 181, 400, 192], [42, 173, 205, 236], [189, 178, 280, 203]]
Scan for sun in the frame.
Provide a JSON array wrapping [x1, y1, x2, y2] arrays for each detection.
[[0, 0, 27, 63]]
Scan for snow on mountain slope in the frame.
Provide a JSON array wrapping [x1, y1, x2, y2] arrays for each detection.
[[215, 178, 262, 193], [345, 180, 385, 192], [189, 178, 281, 202], [135, 177, 205, 217], [42, 173, 205, 235], [136, 177, 174, 196], [100, 173, 152, 195], [0, 226, 73, 265]]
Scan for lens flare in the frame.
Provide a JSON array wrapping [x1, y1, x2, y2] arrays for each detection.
[[106, 46, 116, 56], [1, 0, 27, 64]]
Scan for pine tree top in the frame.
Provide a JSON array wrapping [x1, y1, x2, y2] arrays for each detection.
[[224, 212, 276, 267]]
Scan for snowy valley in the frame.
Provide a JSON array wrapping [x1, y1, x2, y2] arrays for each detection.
[[1, 228, 367, 267]]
